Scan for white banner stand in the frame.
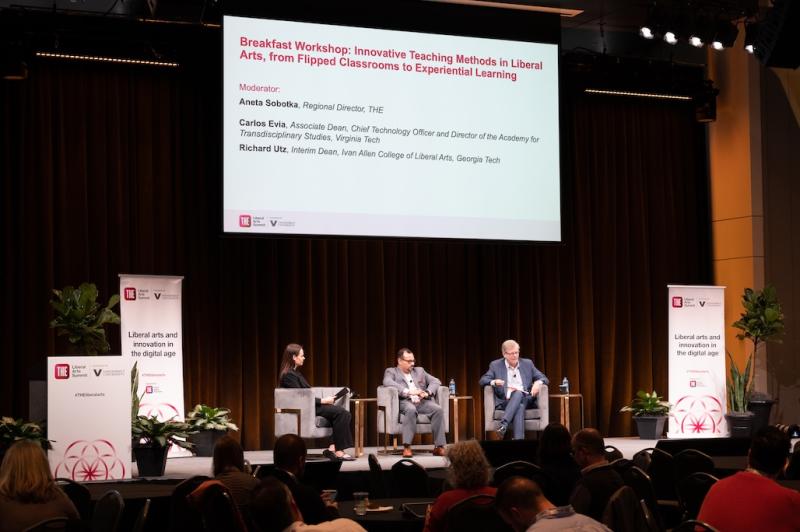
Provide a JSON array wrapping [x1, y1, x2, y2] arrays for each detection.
[[47, 356, 131, 480], [120, 274, 189, 456], [667, 285, 727, 438]]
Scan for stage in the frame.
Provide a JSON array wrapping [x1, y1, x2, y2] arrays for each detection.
[[77, 436, 725, 500]]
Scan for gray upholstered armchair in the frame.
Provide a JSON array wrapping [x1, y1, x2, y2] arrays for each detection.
[[483, 384, 549, 439], [274, 387, 351, 439], [376, 385, 449, 453]]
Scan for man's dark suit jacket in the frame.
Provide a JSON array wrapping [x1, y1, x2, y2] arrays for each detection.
[[569, 463, 625, 522]]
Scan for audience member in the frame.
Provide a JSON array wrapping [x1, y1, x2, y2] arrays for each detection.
[[250, 477, 364, 532], [568, 428, 624, 522], [0, 440, 80, 532], [271, 434, 338, 524], [212, 435, 258, 509], [697, 426, 800, 532], [537, 423, 581, 506], [496, 476, 610, 531], [424, 439, 496, 532]]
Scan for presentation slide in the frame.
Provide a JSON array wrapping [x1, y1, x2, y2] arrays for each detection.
[[223, 14, 561, 241]]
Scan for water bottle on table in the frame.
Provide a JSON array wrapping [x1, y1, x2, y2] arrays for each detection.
[[560, 377, 569, 394], [449, 378, 456, 396]]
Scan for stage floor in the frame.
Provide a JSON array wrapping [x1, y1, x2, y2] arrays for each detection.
[[152, 437, 656, 478]]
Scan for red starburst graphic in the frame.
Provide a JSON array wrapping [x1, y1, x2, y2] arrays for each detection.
[[671, 395, 724, 434], [55, 440, 126, 480]]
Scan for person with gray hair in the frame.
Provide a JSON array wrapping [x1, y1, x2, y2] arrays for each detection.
[[479, 339, 549, 439], [424, 440, 496, 532], [496, 477, 609, 532]]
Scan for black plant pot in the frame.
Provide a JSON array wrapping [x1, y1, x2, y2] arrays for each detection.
[[633, 416, 668, 440], [748, 399, 776, 435], [133, 445, 169, 477], [725, 412, 755, 438], [188, 429, 227, 457]]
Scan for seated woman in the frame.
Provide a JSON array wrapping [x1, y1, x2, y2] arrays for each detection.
[[279, 343, 354, 461], [212, 435, 258, 510], [537, 423, 581, 506], [0, 440, 80, 532], [424, 439, 496, 532]]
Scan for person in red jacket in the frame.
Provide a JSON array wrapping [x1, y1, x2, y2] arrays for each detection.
[[697, 426, 800, 532]]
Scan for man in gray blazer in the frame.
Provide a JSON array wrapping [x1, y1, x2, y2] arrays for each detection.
[[382, 348, 446, 457], [479, 339, 549, 440]]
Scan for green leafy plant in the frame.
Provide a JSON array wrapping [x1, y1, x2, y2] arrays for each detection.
[[731, 285, 784, 401], [0, 417, 52, 450], [727, 351, 753, 413], [620, 390, 671, 417], [185, 404, 239, 432], [132, 415, 197, 450], [131, 361, 143, 422], [49, 282, 121, 355]]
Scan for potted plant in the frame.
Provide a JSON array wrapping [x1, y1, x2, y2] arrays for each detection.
[[131, 415, 196, 476], [731, 285, 784, 433], [620, 390, 671, 439], [0, 417, 52, 464], [185, 404, 239, 457], [725, 352, 755, 438], [49, 282, 120, 355]]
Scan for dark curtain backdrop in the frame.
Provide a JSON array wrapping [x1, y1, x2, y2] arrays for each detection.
[[0, 59, 711, 449]]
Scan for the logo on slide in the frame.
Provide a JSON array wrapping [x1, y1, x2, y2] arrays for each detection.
[[145, 385, 154, 394], [54, 364, 70, 379], [124, 287, 137, 301], [239, 214, 252, 227], [672, 297, 683, 308]]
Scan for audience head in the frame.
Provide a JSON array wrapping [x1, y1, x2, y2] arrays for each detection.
[[571, 428, 606, 468], [212, 435, 247, 476], [0, 440, 58, 503], [250, 477, 301, 532], [538, 423, 573, 464], [749, 425, 791, 477], [279, 343, 304, 378], [273, 433, 307, 475], [496, 476, 548, 532], [445, 439, 491, 490]]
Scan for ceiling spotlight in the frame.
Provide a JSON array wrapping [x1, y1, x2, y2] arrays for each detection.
[[744, 21, 759, 54], [689, 35, 703, 47], [712, 19, 739, 51], [640, 25, 655, 39], [664, 31, 678, 45]]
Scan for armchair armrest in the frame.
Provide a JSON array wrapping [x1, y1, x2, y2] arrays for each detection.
[[538, 384, 549, 423], [274, 388, 316, 437], [435, 386, 450, 433], [483, 385, 496, 431], [377, 386, 400, 435]]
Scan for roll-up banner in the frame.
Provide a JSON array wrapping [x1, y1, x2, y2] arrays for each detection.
[[668, 285, 727, 438], [120, 274, 188, 455], [47, 356, 131, 480]]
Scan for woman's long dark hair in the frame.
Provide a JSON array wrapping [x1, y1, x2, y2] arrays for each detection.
[[278, 343, 303, 382]]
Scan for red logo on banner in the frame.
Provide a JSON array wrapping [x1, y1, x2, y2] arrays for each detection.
[[672, 395, 724, 434], [145, 386, 153, 394], [689, 380, 697, 388], [55, 440, 127, 480], [672, 296, 683, 308], [54, 364, 70, 379], [124, 287, 137, 301], [239, 214, 252, 227]]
